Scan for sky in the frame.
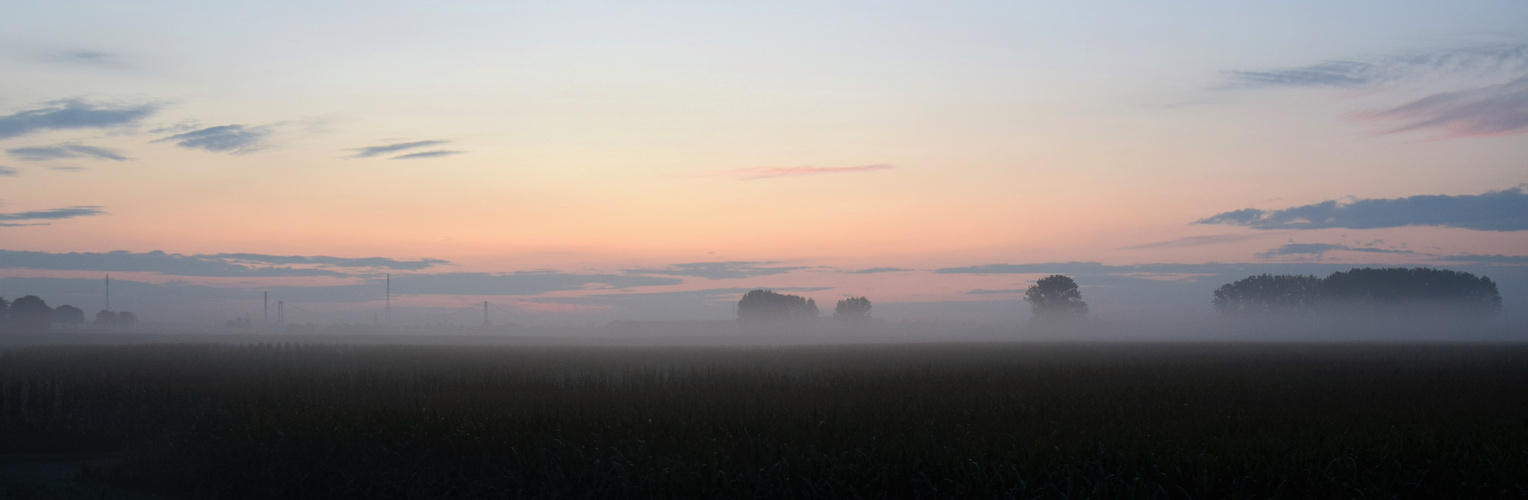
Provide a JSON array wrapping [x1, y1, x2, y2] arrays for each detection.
[[1, 1, 1526, 328]]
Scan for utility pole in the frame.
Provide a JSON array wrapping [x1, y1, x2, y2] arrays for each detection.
[[277, 301, 284, 329], [385, 273, 391, 327], [483, 301, 490, 328], [104, 273, 110, 312], [264, 292, 269, 330]]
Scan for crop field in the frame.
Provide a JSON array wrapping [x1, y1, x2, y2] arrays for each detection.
[[2, 341, 1527, 499]]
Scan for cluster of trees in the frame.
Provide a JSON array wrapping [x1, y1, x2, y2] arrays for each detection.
[[736, 280, 1092, 326], [736, 290, 874, 322], [0, 295, 137, 334], [834, 297, 872, 320], [737, 290, 818, 322], [1213, 267, 1501, 317]]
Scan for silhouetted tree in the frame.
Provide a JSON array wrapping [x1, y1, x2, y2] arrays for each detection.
[[10, 295, 54, 333], [834, 297, 872, 320], [1318, 267, 1501, 316], [1212, 267, 1502, 319], [1212, 274, 1321, 316], [54, 304, 85, 327], [119, 311, 137, 326], [95, 310, 119, 326], [0, 296, 9, 333], [1025, 275, 1088, 322], [737, 290, 818, 322]]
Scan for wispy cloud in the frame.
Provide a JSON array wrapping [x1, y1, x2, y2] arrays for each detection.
[[844, 267, 912, 274], [0, 166, 17, 177], [967, 288, 1024, 295], [626, 261, 809, 280], [1435, 254, 1528, 265], [1195, 186, 1528, 232], [1123, 234, 1261, 250], [156, 124, 271, 154], [1256, 243, 1415, 259], [347, 140, 452, 158], [372, 271, 681, 295], [0, 99, 158, 139], [1228, 60, 1383, 89], [1227, 44, 1528, 137], [697, 164, 896, 180], [210, 253, 449, 270], [391, 150, 465, 160], [1356, 76, 1528, 138], [0, 250, 449, 277], [42, 50, 131, 69], [6, 144, 130, 162], [936, 262, 1114, 275], [0, 206, 105, 226], [1225, 43, 1528, 89]]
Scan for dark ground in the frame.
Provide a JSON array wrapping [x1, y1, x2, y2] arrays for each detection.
[[2, 339, 1526, 499]]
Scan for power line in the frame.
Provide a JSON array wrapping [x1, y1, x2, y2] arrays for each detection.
[[488, 301, 525, 322], [282, 302, 353, 324], [395, 303, 484, 325]]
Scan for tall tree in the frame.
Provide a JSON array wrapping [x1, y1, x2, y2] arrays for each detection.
[[1024, 275, 1088, 322], [0, 296, 9, 334], [9, 295, 54, 333], [95, 310, 119, 326]]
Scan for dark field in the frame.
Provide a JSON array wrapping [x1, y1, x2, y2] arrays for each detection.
[[2, 342, 1527, 499]]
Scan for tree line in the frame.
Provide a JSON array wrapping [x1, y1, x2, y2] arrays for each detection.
[[737, 290, 872, 323], [0, 295, 137, 334], [735, 267, 1501, 325], [1212, 267, 1501, 318]]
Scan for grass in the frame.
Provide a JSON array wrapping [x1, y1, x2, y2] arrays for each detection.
[[2, 341, 1526, 498]]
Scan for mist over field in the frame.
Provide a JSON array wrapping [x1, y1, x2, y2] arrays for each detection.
[[2, 260, 1525, 344], [4, 1, 1528, 498]]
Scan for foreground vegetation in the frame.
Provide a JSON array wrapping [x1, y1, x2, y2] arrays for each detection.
[[2, 342, 1526, 498]]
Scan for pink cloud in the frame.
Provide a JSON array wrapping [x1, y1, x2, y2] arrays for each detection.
[[695, 164, 896, 180], [1351, 76, 1528, 138]]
